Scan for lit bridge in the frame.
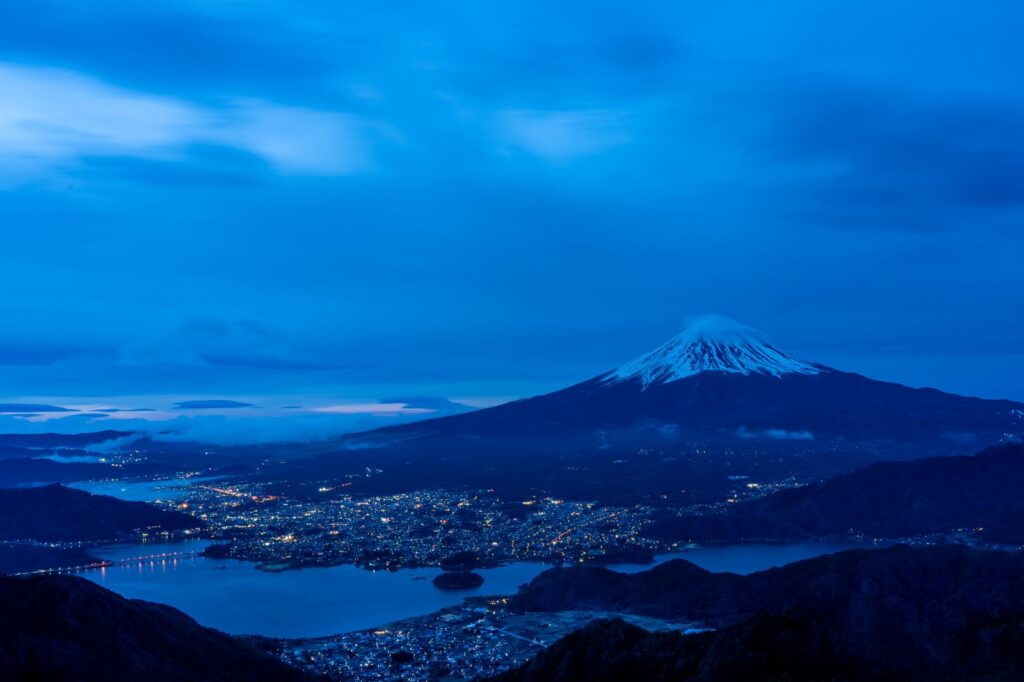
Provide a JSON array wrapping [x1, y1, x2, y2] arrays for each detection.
[[17, 549, 201, 576]]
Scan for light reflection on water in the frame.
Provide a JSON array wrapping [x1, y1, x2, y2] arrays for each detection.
[[69, 476, 223, 502], [82, 538, 860, 638]]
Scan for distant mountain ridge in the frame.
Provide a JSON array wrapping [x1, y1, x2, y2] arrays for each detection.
[[287, 318, 1023, 503], [0, 431, 132, 450], [353, 316, 1023, 453], [651, 441, 1024, 544], [0, 431, 134, 466]]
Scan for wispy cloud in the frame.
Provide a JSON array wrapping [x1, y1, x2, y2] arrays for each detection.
[[737, 426, 815, 441], [496, 109, 631, 161], [0, 63, 370, 177], [173, 399, 256, 410], [91, 407, 156, 413], [0, 403, 76, 413], [313, 402, 433, 416], [0, 404, 453, 445]]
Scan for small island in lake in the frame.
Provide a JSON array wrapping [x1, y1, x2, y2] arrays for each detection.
[[432, 571, 484, 590]]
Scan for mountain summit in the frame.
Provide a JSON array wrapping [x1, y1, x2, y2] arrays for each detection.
[[353, 318, 1024, 454], [295, 317, 1024, 503], [604, 316, 821, 386]]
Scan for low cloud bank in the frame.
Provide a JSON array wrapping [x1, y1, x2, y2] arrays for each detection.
[[737, 426, 815, 441], [172, 399, 257, 409], [0, 403, 77, 413], [0, 396, 476, 446]]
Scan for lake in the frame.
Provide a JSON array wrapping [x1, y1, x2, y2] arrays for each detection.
[[69, 476, 223, 502], [82, 538, 861, 638]]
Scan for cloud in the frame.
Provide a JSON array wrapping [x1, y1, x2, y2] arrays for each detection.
[[380, 396, 475, 414], [172, 400, 256, 410], [737, 427, 815, 441], [83, 432, 145, 453], [0, 63, 370, 178], [145, 412, 420, 445], [0, 403, 77, 413], [0, 402, 457, 446], [496, 109, 631, 161], [313, 402, 433, 416], [219, 102, 369, 175], [92, 407, 156, 413]]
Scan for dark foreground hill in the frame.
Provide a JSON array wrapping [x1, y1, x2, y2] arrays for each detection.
[[505, 545, 1024, 681], [0, 544, 102, 575], [651, 441, 1024, 544], [491, 611, 1024, 682], [0, 575, 313, 681], [0, 484, 201, 542]]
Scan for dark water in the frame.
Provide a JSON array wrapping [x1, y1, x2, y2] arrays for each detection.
[[82, 539, 859, 638], [666, 541, 868, 574]]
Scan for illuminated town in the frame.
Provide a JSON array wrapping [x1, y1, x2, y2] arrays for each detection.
[[271, 597, 702, 681], [184, 483, 661, 570], [153, 474, 798, 572]]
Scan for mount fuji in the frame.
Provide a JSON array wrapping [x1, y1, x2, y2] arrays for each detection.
[[602, 315, 822, 385], [293, 317, 1024, 502], [354, 315, 1021, 450]]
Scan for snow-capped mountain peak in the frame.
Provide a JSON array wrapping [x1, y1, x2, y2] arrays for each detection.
[[604, 315, 821, 387]]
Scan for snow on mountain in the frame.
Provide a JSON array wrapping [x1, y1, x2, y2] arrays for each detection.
[[603, 315, 822, 387]]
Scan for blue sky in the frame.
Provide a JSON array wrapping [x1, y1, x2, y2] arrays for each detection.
[[1, 1, 1023, 441]]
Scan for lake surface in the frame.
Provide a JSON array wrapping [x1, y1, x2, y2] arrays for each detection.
[[70, 476, 222, 502], [82, 539, 861, 638]]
